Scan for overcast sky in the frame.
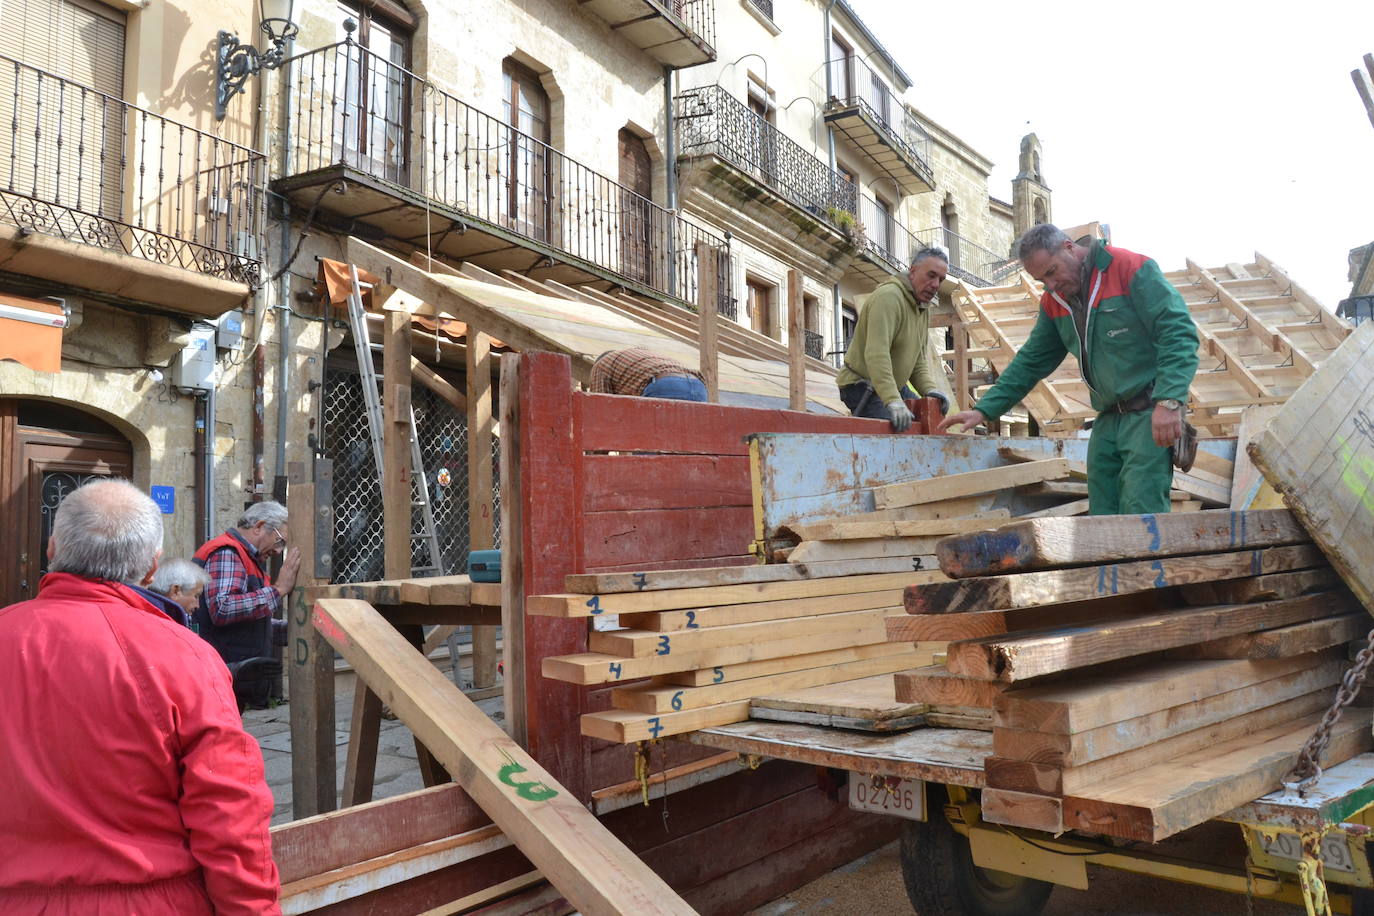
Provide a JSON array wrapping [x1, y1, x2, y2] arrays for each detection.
[[853, 0, 1374, 309]]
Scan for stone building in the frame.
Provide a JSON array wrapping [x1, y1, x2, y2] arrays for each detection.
[[0, 0, 1046, 602]]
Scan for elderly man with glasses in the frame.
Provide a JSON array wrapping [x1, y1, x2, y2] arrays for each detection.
[[193, 501, 300, 705]]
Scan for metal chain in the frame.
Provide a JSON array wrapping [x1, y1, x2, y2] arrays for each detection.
[[1284, 626, 1374, 794]]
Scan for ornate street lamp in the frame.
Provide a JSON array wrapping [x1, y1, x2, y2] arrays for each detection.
[[215, 0, 298, 121]]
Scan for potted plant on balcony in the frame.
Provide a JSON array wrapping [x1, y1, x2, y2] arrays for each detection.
[[826, 206, 866, 248]]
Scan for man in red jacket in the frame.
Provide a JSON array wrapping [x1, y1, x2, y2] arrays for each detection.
[[0, 479, 281, 915]]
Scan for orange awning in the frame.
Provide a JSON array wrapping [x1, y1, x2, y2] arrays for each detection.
[[0, 293, 65, 373]]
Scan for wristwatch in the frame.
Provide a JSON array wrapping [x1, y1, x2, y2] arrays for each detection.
[[1156, 398, 1182, 411]]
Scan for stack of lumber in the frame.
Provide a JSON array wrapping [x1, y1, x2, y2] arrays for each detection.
[[531, 562, 953, 743], [896, 509, 1372, 843]]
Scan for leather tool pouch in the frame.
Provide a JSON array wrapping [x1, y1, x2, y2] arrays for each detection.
[[1172, 420, 1198, 473]]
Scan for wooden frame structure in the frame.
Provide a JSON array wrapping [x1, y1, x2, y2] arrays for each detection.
[[942, 254, 1353, 436]]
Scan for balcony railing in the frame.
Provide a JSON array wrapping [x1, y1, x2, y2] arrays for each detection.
[[857, 191, 917, 274], [824, 56, 932, 177], [803, 327, 823, 359], [0, 54, 263, 284], [671, 0, 717, 55], [284, 41, 731, 307], [914, 226, 1020, 287], [675, 85, 858, 235], [748, 0, 773, 19]]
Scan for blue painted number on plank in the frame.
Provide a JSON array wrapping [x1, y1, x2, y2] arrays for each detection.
[[647, 717, 664, 738], [656, 635, 672, 656], [585, 595, 603, 615], [671, 691, 684, 711], [685, 610, 699, 629]]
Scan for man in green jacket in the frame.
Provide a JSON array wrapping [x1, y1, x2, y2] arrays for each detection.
[[836, 247, 951, 431], [939, 224, 1199, 514]]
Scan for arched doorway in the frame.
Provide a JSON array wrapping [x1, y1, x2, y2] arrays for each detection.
[[0, 399, 134, 606]]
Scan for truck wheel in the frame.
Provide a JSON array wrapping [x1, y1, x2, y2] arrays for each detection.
[[899, 790, 1053, 916]]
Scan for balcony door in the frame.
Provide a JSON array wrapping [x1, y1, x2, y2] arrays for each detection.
[[502, 59, 551, 242], [828, 32, 852, 102], [747, 76, 777, 188], [0, 0, 125, 226], [617, 128, 654, 286], [336, 1, 411, 185]]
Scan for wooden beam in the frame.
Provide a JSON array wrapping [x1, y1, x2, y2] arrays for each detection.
[[945, 591, 1354, 682], [1179, 567, 1341, 606], [905, 544, 1323, 614], [341, 685, 383, 806], [383, 311, 413, 579], [935, 509, 1307, 578], [788, 517, 1006, 542], [411, 357, 467, 412], [311, 598, 695, 915], [581, 700, 753, 743], [873, 459, 1071, 509], [467, 330, 498, 689], [621, 588, 902, 632], [981, 789, 1063, 833], [588, 607, 892, 659], [696, 242, 719, 403], [1165, 612, 1367, 660], [1353, 58, 1374, 132], [787, 269, 805, 411], [565, 556, 936, 594], [661, 641, 917, 687], [886, 590, 1160, 643], [286, 466, 335, 817], [499, 356, 527, 744], [894, 666, 1005, 709]]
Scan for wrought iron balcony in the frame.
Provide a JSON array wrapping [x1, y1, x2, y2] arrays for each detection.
[[675, 85, 859, 239], [579, 0, 716, 67], [803, 327, 823, 359], [824, 56, 934, 195], [914, 226, 1021, 288], [0, 53, 263, 287], [278, 41, 731, 309], [852, 191, 1018, 288]]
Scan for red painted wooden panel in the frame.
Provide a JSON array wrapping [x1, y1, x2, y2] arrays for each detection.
[[577, 391, 900, 455], [581, 454, 752, 512], [580, 506, 755, 569]]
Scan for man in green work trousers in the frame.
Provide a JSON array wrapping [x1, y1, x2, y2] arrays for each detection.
[[836, 247, 951, 431], [938, 224, 1199, 514]]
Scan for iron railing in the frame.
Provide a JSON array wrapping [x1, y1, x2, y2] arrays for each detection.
[[748, 0, 773, 19], [803, 328, 823, 359], [914, 226, 1020, 287], [824, 56, 932, 178], [0, 53, 263, 284], [284, 40, 731, 307], [675, 85, 858, 236], [857, 191, 917, 274], [669, 0, 717, 55]]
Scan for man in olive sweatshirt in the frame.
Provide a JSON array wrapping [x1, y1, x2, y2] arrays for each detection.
[[835, 247, 951, 431]]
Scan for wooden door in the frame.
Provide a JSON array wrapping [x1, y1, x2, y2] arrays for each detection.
[[617, 129, 653, 285], [0, 400, 132, 606]]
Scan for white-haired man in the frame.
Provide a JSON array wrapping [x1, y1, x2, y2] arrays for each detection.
[[0, 479, 280, 914], [194, 500, 301, 670], [149, 557, 210, 622]]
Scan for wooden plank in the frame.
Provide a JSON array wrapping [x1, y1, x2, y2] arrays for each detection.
[[542, 618, 889, 685], [398, 575, 474, 605], [986, 690, 1339, 796], [787, 269, 805, 411], [894, 666, 1006, 708], [1061, 709, 1373, 842], [787, 538, 940, 564], [935, 509, 1307, 578], [1016, 498, 1090, 518], [528, 571, 940, 617], [660, 641, 918, 687], [697, 242, 719, 403], [751, 674, 925, 724], [621, 588, 902, 632], [787, 517, 1008, 542], [1231, 406, 1285, 509], [286, 470, 335, 818], [499, 357, 527, 744], [581, 506, 755, 568], [993, 651, 1342, 735], [411, 357, 467, 412], [885, 590, 1158, 643], [873, 459, 1071, 509], [906, 544, 1323, 615], [581, 455, 752, 512], [992, 658, 1346, 766], [581, 700, 753, 743], [980, 789, 1063, 833], [1166, 612, 1367, 660], [383, 310, 413, 580], [610, 650, 925, 714], [1249, 321, 1374, 611], [946, 591, 1353, 682], [588, 607, 893, 659], [468, 330, 498, 689], [342, 684, 383, 806], [312, 598, 694, 915], [1179, 567, 1341, 606], [565, 556, 928, 594]]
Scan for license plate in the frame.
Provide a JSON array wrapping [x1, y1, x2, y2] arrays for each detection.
[[1256, 831, 1358, 874], [849, 774, 924, 821]]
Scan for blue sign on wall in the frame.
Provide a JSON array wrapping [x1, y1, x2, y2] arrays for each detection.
[[150, 486, 175, 515]]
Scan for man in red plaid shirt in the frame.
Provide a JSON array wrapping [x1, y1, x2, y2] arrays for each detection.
[[589, 348, 708, 401], [192, 502, 300, 691]]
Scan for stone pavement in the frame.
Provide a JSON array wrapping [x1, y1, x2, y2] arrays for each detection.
[[242, 652, 505, 825]]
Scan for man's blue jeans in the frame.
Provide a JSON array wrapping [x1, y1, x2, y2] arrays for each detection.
[[642, 375, 708, 401]]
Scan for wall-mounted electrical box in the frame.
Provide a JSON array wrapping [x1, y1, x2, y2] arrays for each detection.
[[217, 309, 244, 350], [173, 323, 218, 392]]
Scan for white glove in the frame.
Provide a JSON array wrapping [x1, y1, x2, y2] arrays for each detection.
[[886, 399, 914, 433]]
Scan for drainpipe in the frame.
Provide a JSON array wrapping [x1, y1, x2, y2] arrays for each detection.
[[274, 40, 297, 482], [206, 383, 218, 537], [194, 392, 208, 541], [663, 65, 678, 299], [824, 0, 843, 366]]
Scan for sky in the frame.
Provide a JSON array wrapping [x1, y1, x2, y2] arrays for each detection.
[[852, 0, 1374, 309]]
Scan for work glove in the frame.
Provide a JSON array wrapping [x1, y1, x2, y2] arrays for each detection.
[[928, 391, 950, 416], [886, 399, 914, 433]]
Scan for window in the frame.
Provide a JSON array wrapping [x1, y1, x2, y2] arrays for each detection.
[[941, 197, 961, 267], [869, 67, 890, 125], [842, 302, 858, 350], [746, 276, 777, 339], [502, 58, 552, 240], [747, 73, 777, 183], [337, 0, 413, 183], [873, 195, 894, 258], [618, 128, 654, 285], [829, 32, 852, 101]]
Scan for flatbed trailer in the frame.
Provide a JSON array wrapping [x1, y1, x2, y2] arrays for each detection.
[[688, 721, 1374, 914]]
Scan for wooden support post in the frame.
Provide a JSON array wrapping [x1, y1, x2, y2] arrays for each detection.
[[382, 310, 412, 580], [696, 241, 720, 403], [1354, 53, 1374, 132], [287, 462, 336, 817], [499, 356, 528, 744], [953, 314, 970, 412], [467, 331, 498, 689], [787, 269, 805, 411], [411, 357, 467, 412], [341, 686, 381, 806]]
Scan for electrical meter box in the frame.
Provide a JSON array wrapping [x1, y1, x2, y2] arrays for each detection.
[[173, 324, 218, 392], [217, 309, 244, 350]]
